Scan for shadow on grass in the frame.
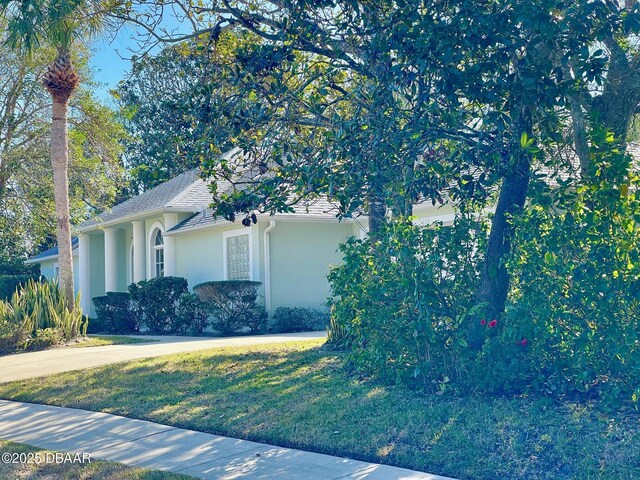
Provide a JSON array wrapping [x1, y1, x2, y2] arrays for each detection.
[[1, 343, 639, 480]]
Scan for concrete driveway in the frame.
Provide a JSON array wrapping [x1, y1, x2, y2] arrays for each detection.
[[0, 332, 326, 383]]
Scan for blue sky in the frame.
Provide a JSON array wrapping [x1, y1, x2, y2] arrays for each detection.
[[89, 13, 189, 104], [90, 29, 135, 104]]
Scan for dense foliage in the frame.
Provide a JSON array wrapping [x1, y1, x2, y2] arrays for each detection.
[[93, 278, 208, 335], [0, 274, 39, 301], [328, 216, 488, 388], [193, 280, 266, 334], [127, 276, 196, 334], [329, 136, 640, 405], [269, 307, 328, 333], [0, 279, 86, 354], [128, 276, 189, 333], [91, 292, 138, 334], [0, 19, 125, 282], [478, 137, 640, 404]]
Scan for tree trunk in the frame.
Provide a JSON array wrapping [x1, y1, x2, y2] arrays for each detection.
[[50, 98, 75, 309], [468, 107, 532, 349], [367, 185, 387, 236]]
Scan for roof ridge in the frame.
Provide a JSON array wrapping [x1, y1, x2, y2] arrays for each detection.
[[166, 170, 207, 207]]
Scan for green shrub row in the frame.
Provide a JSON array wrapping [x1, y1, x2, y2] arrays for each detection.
[[269, 307, 328, 333], [92, 277, 207, 335], [92, 277, 267, 335]]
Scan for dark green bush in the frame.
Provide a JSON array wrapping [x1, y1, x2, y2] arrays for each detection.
[[0, 274, 39, 300], [128, 276, 189, 334], [174, 293, 209, 334], [478, 138, 640, 405], [92, 292, 139, 333], [0, 318, 27, 355], [269, 307, 328, 333], [193, 280, 266, 334], [328, 216, 487, 389]]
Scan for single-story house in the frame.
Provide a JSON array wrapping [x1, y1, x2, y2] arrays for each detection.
[[26, 157, 455, 317]]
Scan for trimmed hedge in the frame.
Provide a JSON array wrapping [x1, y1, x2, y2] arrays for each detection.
[[269, 307, 328, 333], [128, 276, 189, 334], [193, 280, 267, 334], [92, 292, 139, 334], [91, 277, 208, 335]]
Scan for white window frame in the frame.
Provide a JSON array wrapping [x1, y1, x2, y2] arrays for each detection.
[[222, 228, 254, 280], [147, 221, 165, 279], [53, 263, 60, 280]]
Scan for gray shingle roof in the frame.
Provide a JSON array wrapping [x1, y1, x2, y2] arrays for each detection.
[[26, 237, 79, 263], [168, 197, 341, 233], [79, 169, 212, 229]]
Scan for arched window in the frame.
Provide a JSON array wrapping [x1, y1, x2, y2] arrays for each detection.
[[152, 229, 164, 278]]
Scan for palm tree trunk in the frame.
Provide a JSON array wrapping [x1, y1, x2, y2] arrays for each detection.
[[50, 98, 74, 309]]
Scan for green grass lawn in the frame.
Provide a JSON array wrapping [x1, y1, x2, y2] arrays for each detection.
[[0, 440, 194, 479], [0, 339, 638, 480], [65, 335, 158, 348]]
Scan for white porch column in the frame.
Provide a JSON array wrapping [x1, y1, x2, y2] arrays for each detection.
[[78, 234, 91, 313], [104, 227, 119, 292], [132, 220, 146, 283], [163, 213, 178, 277]]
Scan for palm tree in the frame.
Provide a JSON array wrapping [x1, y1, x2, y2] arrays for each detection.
[[0, 0, 104, 309]]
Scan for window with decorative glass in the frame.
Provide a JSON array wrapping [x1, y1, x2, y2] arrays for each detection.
[[226, 234, 250, 280]]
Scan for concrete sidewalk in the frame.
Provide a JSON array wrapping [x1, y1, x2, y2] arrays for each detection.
[[0, 332, 325, 383], [0, 400, 452, 480]]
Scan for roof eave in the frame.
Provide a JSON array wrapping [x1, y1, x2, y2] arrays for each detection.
[[76, 206, 202, 233], [25, 248, 79, 264], [165, 212, 353, 237]]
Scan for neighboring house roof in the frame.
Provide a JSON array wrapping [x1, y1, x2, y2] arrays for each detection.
[[25, 237, 79, 264], [78, 169, 212, 230]]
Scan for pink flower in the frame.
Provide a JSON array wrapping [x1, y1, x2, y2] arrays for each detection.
[[520, 339, 528, 347], [480, 319, 486, 326], [488, 319, 497, 328]]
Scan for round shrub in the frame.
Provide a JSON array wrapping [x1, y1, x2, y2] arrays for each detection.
[[92, 292, 139, 333], [128, 276, 189, 334], [193, 280, 266, 334]]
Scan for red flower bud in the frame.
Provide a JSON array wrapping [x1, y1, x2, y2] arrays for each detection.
[[488, 319, 497, 328], [520, 339, 528, 347], [480, 319, 486, 326]]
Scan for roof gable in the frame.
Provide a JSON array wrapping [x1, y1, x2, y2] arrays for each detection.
[[79, 169, 212, 229]]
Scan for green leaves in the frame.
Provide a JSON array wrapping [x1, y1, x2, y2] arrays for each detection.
[[328, 214, 488, 389], [503, 134, 640, 405]]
